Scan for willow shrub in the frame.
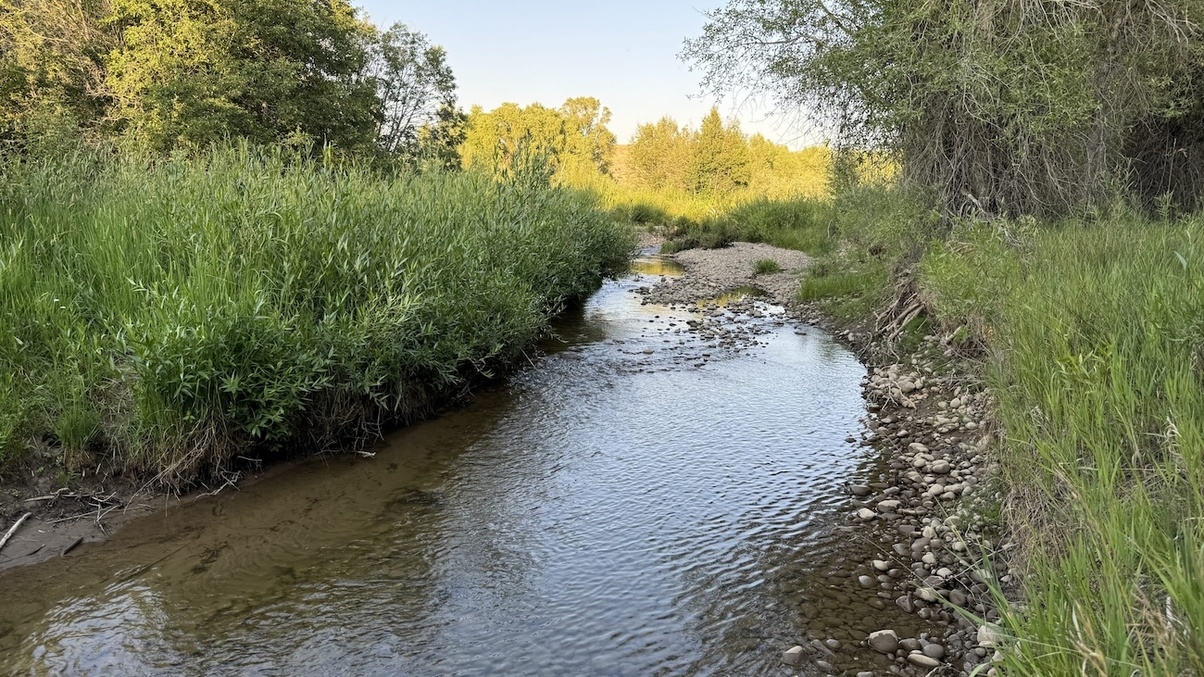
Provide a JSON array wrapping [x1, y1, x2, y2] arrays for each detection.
[[0, 146, 633, 483], [922, 214, 1204, 675]]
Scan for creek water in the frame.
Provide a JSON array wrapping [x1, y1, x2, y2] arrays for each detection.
[[0, 256, 913, 676]]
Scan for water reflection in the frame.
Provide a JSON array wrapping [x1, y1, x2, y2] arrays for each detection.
[[0, 269, 892, 676]]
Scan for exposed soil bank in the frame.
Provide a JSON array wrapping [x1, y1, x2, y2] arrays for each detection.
[[643, 239, 1010, 677]]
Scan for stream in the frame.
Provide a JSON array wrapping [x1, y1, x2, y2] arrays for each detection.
[[0, 255, 916, 676]]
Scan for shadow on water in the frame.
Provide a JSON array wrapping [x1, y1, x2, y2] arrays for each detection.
[[0, 258, 919, 676]]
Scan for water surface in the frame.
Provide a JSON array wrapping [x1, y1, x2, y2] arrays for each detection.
[[0, 258, 899, 676]]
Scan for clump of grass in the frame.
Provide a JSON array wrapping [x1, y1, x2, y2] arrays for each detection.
[[798, 261, 890, 320], [753, 258, 782, 274], [0, 145, 634, 483]]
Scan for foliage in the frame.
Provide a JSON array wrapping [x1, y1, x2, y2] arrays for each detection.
[[461, 97, 616, 183], [367, 21, 457, 159], [684, 0, 1204, 216], [1, 1, 458, 160], [626, 116, 692, 192], [105, 0, 379, 152], [0, 145, 633, 481], [686, 107, 750, 194], [0, 0, 114, 145]]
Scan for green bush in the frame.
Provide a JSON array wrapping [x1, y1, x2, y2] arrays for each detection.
[[0, 146, 634, 482]]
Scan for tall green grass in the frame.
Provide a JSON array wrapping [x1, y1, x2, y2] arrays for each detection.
[[0, 146, 633, 483], [922, 214, 1204, 675]]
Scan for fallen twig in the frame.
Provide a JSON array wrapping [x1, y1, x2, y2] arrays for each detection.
[[24, 488, 74, 503], [61, 536, 83, 557], [0, 512, 32, 554]]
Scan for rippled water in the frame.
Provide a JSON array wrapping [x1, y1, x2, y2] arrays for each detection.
[[0, 257, 902, 676]]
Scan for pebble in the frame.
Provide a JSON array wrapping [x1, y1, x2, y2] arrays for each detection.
[[907, 652, 941, 668], [978, 623, 1003, 648], [867, 629, 899, 654], [782, 645, 805, 666]]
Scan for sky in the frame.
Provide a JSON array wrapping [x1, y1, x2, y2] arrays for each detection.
[[355, 1, 819, 149]]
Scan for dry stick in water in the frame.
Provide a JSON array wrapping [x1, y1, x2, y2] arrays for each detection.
[[0, 512, 32, 554]]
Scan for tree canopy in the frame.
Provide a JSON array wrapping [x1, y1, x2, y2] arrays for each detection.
[[684, 0, 1204, 215], [0, 0, 460, 159], [461, 97, 616, 182]]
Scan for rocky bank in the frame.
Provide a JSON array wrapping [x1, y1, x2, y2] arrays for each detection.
[[637, 240, 1013, 677]]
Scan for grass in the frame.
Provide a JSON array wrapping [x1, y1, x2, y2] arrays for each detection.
[[753, 258, 782, 275], [0, 145, 634, 484], [920, 212, 1204, 675], [700, 178, 1204, 673]]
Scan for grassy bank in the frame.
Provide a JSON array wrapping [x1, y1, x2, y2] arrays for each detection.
[[667, 188, 1204, 673], [0, 147, 633, 484], [921, 215, 1204, 674]]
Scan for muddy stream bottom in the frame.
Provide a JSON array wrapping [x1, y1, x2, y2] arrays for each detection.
[[0, 257, 918, 676]]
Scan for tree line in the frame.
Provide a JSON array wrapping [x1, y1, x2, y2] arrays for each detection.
[[0, 0, 461, 163], [621, 108, 827, 198], [461, 99, 827, 199]]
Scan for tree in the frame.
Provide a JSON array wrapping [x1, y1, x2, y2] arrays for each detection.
[[366, 21, 456, 158], [461, 98, 616, 182], [0, 0, 114, 144], [686, 107, 749, 194], [415, 101, 466, 171], [559, 96, 616, 175], [683, 0, 1204, 216], [627, 116, 691, 192], [105, 0, 379, 152]]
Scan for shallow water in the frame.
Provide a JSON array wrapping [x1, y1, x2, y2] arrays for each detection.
[[0, 257, 912, 676]]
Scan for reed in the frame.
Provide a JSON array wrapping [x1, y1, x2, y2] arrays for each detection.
[[0, 145, 634, 484]]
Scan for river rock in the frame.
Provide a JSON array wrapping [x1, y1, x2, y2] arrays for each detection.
[[978, 623, 1004, 648], [877, 500, 901, 513], [930, 459, 952, 474], [782, 645, 805, 666], [907, 652, 941, 669], [923, 643, 946, 660], [867, 629, 899, 654], [857, 508, 876, 521]]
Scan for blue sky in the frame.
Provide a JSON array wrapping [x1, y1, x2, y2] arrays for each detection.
[[355, 1, 816, 148]]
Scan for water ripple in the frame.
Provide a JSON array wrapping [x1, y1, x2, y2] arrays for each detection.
[[0, 273, 874, 676]]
